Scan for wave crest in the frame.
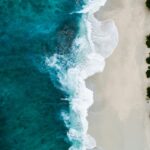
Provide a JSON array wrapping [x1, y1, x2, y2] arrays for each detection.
[[46, 0, 118, 149]]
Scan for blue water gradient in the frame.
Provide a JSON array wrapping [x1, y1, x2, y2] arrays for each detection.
[[0, 0, 84, 149]]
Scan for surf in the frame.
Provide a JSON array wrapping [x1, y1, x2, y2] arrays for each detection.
[[46, 0, 118, 149]]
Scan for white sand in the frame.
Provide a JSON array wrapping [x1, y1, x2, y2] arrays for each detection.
[[87, 0, 150, 150]]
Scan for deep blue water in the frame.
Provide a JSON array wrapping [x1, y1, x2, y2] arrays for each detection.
[[0, 1, 83, 150]]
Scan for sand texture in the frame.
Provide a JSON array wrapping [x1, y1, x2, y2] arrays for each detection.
[[87, 0, 150, 150]]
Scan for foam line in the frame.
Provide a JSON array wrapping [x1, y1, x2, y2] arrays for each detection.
[[46, 0, 118, 149]]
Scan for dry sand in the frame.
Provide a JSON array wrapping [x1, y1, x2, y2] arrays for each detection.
[[87, 0, 150, 150]]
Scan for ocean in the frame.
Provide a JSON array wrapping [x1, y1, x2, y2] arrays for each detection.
[[0, 0, 118, 150]]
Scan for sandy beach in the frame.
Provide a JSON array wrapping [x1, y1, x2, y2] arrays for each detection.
[[87, 0, 150, 150]]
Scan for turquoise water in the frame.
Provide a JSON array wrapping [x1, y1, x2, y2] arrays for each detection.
[[0, 1, 84, 150]]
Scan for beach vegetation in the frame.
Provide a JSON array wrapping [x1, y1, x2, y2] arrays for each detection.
[[146, 69, 150, 78], [146, 0, 150, 9], [146, 56, 150, 64], [146, 35, 150, 48], [147, 87, 150, 100], [147, 34, 150, 41]]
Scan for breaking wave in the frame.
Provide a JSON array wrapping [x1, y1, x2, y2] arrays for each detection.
[[46, 0, 118, 149]]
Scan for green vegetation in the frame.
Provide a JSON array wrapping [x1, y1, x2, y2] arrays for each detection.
[[146, 55, 150, 64], [146, 69, 150, 78], [145, 1, 150, 102], [147, 87, 150, 100], [146, 0, 150, 9], [146, 34, 150, 48], [146, 55, 150, 78]]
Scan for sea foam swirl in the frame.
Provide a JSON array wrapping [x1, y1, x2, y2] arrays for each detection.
[[46, 0, 118, 149]]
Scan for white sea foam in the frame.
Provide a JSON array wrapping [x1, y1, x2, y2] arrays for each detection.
[[46, 0, 118, 149], [80, 0, 107, 14]]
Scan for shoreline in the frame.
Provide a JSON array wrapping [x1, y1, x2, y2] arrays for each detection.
[[87, 0, 150, 150]]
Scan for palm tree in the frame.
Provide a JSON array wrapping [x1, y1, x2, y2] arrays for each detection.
[[146, 35, 150, 48], [146, 0, 150, 9]]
